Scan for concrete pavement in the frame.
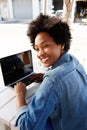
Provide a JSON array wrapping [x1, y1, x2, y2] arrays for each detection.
[[70, 23, 87, 72]]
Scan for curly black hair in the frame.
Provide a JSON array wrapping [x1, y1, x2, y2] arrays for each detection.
[[27, 13, 72, 52]]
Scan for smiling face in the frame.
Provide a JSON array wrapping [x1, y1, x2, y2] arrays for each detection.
[[35, 32, 64, 67]]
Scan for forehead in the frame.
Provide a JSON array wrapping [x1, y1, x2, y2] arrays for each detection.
[[35, 32, 54, 45]]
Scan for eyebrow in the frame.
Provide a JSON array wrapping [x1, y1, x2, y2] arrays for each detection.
[[35, 40, 48, 47], [40, 40, 48, 44]]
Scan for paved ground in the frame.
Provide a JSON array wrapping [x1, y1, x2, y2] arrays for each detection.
[[0, 23, 29, 59], [69, 23, 87, 72]]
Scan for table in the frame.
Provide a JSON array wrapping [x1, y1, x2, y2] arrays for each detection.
[[0, 82, 40, 130]]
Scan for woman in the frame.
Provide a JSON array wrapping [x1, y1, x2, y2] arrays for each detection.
[[14, 14, 87, 130]]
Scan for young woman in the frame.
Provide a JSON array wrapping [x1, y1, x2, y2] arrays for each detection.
[[14, 14, 87, 130]]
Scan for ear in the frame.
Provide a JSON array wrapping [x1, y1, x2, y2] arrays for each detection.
[[62, 45, 64, 50]]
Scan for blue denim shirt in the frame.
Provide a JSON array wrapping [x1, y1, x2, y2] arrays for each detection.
[[15, 53, 87, 130]]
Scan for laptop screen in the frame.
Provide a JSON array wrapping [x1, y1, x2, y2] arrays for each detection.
[[0, 50, 33, 86]]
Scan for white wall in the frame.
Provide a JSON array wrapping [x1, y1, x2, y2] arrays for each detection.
[[7, 0, 14, 19], [12, 0, 32, 19], [32, 0, 40, 18]]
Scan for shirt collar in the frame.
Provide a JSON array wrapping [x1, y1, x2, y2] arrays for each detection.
[[51, 53, 70, 69]]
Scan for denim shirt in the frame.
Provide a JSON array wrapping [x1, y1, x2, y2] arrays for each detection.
[[15, 53, 87, 130]]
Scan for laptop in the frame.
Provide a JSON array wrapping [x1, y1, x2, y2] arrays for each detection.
[[0, 50, 35, 88]]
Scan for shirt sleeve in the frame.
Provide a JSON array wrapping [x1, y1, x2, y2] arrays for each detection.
[[14, 105, 28, 126], [14, 75, 59, 130]]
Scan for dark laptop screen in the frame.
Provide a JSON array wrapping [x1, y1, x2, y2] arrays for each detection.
[[0, 50, 33, 86]]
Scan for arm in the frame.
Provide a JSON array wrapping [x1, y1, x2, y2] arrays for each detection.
[[14, 73, 44, 109], [14, 82, 27, 109], [14, 76, 58, 130]]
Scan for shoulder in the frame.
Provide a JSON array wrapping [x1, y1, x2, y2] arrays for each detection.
[[45, 54, 81, 80]]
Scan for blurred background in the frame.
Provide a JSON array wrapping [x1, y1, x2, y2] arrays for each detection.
[[0, 0, 87, 72]]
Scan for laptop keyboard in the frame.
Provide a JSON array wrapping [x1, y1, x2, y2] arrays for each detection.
[[21, 77, 32, 86]]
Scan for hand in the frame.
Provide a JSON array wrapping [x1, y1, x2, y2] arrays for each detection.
[[14, 82, 26, 97], [28, 73, 44, 83]]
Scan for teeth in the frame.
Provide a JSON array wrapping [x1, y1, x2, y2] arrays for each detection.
[[42, 57, 49, 62]]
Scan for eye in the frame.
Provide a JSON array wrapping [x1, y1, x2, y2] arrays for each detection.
[[43, 44, 49, 48], [34, 47, 39, 52]]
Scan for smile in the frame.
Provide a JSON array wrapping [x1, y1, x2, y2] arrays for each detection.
[[41, 57, 50, 63]]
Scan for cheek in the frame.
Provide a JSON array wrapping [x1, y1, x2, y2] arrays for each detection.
[[53, 48, 60, 54], [52, 47, 62, 58]]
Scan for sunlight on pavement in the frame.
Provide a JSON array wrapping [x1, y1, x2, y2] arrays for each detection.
[[0, 24, 32, 59], [70, 23, 87, 72]]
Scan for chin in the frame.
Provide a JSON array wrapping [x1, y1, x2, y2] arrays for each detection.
[[44, 64, 51, 68]]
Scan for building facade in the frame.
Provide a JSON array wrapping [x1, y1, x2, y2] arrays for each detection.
[[0, 0, 87, 22], [0, 0, 52, 20]]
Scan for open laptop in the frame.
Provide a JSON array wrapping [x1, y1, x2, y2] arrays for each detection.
[[0, 50, 35, 88]]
